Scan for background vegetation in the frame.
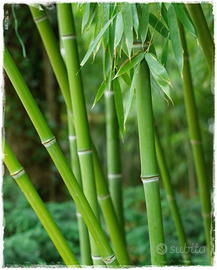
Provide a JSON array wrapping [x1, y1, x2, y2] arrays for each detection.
[[2, 2, 214, 266]]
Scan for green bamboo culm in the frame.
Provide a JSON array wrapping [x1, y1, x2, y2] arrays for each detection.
[[186, 3, 214, 77], [178, 21, 213, 264], [3, 47, 119, 267], [29, 6, 92, 265], [104, 87, 125, 241], [154, 127, 191, 265], [57, 3, 103, 266], [3, 140, 80, 267], [67, 113, 92, 266], [29, 5, 130, 266], [136, 58, 166, 266]]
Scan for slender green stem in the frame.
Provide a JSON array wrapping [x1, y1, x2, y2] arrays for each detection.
[[136, 58, 166, 266], [186, 3, 214, 76], [28, 5, 130, 265], [57, 4, 103, 265], [154, 127, 191, 265], [179, 21, 212, 264], [92, 143, 131, 266], [67, 112, 92, 266], [105, 88, 125, 241], [3, 46, 119, 267], [3, 140, 80, 267]]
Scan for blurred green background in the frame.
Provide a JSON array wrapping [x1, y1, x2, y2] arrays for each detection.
[[3, 3, 214, 267]]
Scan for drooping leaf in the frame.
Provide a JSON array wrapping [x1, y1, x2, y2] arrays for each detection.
[[113, 78, 124, 138], [114, 12, 123, 48], [121, 2, 134, 58], [121, 73, 131, 87], [149, 13, 170, 39], [124, 64, 139, 126], [145, 53, 173, 103], [150, 74, 170, 105], [168, 4, 183, 74], [161, 36, 169, 67], [81, 13, 117, 66], [161, 3, 168, 26], [108, 15, 116, 61], [139, 4, 149, 45], [155, 3, 161, 10], [172, 3, 197, 38], [92, 76, 109, 108], [131, 3, 139, 38], [86, 3, 97, 31], [82, 3, 90, 33], [104, 45, 112, 78], [115, 51, 145, 78], [94, 3, 103, 39]]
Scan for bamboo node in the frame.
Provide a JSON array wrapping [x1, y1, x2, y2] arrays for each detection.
[[108, 174, 122, 179], [78, 149, 92, 155], [103, 254, 116, 264], [69, 135, 76, 141], [62, 34, 77, 40], [92, 255, 102, 261], [42, 137, 56, 148], [98, 194, 110, 201], [141, 174, 159, 184], [34, 15, 48, 24], [190, 140, 201, 145], [104, 90, 114, 97], [11, 168, 25, 179]]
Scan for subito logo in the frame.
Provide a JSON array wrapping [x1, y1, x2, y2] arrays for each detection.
[[156, 243, 167, 255]]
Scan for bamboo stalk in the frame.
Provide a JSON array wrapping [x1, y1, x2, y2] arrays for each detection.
[[67, 112, 92, 266], [186, 3, 214, 76], [92, 143, 131, 266], [3, 46, 119, 267], [154, 127, 191, 265], [57, 4, 103, 266], [28, 5, 130, 266], [3, 140, 80, 267], [104, 88, 125, 241], [136, 58, 166, 266], [29, 6, 92, 264], [178, 21, 212, 264]]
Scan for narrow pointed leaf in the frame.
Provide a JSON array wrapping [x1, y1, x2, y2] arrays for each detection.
[[149, 13, 170, 38], [113, 78, 124, 138], [81, 13, 117, 66], [114, 12, 123, 48], [109, 16, 116, 61], [150, 74, 171, 105], [145, 53, 172, 85], [139, 4, 149, 45], [161, 3, 168, 26], [115, 51, 145, 78], [102, 3, 110, 49], [124, 64, 139, 125], [172, 3, 197, 37], [131, 3, 139, 38], [121, 73, 131, 87], [161, 36, 169, 67], [82, 3, 90, 32], [92, 76, 109, 108], [121, 3, 133, 58], [168, 5, 183, 74], [94, 4, 103, 39], [86, 4, 97, 31]]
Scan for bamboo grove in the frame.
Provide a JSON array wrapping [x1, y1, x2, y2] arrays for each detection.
[[2, 2, 214, 267]]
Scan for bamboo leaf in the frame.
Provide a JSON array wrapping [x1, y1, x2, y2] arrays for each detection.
[[124, 64, 139, 126], [139, 4, 149, 45], [92, 77, 109, 109], [168, 5, 183, 75], [161, 36, 169, 67], [86, 3, 97, 31], [102, 3, 110, 49], [172, 3, 197, 38], [149, 13, 170, 38], [94, 3, 103, 39], [81, 13, 117, 66], [121, 73, 131, 87], [113, 78, 124, 138], [161, 3, 168, 26], [109, 16, 116, 61], [131, 3, 139, 38], [82, 3, 90, 33], [115, 51, 145, 78], [121, 2, 133, 58], [114, 12, 123, 48]]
